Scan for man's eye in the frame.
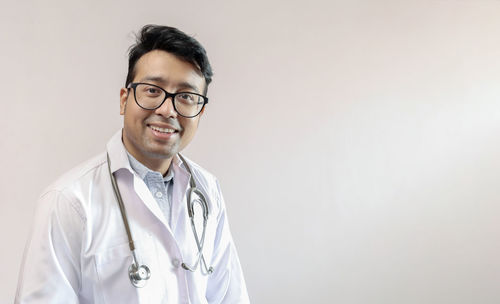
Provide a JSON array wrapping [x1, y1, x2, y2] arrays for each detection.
[[177, 94, 197, 104], [147, 88, 160, 94], [180, 93, 194, 100]]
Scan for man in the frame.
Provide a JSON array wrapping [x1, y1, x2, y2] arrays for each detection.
[[16, 25, 250, 303]]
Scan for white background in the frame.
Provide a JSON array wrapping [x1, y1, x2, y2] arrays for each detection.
[[2, 0, 500, 303]]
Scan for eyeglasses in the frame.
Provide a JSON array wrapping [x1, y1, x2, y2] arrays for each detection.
[[127, 82, 208, 118]]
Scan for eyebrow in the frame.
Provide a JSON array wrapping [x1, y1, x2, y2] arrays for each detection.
[[140, 76, 200, 93]]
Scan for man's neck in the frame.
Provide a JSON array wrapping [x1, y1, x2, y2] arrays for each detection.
[[136, 156, 172, 176], [122, 139, 173, 176]]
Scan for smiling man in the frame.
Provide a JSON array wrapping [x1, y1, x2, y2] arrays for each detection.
[[120, 50, 206, 174], [16, 25, 250, 303]]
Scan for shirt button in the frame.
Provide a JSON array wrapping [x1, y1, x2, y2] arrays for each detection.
[[155, 192, 163, 198]]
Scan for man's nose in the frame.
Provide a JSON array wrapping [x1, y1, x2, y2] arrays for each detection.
[[155, 97, 177, 118]]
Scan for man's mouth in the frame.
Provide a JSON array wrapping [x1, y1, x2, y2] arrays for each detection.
[[149, 125, 177, 134]]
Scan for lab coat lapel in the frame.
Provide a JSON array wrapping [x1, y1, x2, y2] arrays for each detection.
[[170, 160, 190, 234], [131, 174, 171, 231]]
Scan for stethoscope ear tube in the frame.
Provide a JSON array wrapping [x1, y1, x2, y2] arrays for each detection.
[[181, 211, 214, 276], [177, 154, 214, 274], [187, 187, 210, 220]]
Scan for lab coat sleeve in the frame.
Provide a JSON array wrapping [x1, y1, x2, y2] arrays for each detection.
[[205, 180, 250, 304], [15, 189, 85, 304]]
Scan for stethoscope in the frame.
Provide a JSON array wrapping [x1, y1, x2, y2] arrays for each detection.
[[107, 153, 214, 288]]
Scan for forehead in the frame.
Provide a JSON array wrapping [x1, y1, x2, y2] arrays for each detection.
[[133, 50, 205, 92]]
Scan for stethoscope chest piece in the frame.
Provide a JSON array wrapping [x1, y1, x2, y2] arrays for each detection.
[[128, 263, 151, 288]]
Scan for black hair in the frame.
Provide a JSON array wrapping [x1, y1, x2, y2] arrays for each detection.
[[125, 25, 213, 92]]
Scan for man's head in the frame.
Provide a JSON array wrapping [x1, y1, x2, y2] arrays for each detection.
[[125, 25, 213, 93], [120, 25, 213, 172]]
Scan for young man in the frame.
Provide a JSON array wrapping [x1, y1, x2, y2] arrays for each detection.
[[16, 25, 250, 303]]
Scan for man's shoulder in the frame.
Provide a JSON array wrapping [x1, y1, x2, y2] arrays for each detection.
[[179, 154, 217, 182], [42, 152, 107, 195]]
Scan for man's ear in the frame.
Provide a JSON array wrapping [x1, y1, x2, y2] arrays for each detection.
[[120, 88, 128, 115]]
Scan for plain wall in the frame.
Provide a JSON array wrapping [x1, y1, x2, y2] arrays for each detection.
[[2, 0, 500, 303]]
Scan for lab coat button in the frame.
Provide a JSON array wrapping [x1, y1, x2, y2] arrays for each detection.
[[155, 192, 163, 198], [172, 258, 180, 267]]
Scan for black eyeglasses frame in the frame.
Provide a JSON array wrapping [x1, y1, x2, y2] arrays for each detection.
[[127, 82, 209, 118]]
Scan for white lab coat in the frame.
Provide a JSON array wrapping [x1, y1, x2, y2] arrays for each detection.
[[15, 130, 250, 303]]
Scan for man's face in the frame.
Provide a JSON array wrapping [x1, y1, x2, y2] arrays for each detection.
[[120, 50, 206, 166]]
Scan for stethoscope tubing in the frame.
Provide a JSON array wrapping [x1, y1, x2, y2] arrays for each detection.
[[107, 152, 214, 288], [107, 153, 136, 252]]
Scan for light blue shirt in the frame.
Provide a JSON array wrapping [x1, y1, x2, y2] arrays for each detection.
[[126, 151, 174, 227]]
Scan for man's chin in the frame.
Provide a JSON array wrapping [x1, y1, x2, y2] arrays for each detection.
[[143, 145, 179, 160]]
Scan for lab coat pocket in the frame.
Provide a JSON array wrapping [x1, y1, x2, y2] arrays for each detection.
[[94, 235, 164, 303]]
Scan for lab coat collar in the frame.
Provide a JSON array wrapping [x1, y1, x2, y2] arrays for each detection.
[[106, 129, 134, 174]]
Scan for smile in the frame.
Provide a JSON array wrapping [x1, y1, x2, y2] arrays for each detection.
[[149, 125, 177, 134]]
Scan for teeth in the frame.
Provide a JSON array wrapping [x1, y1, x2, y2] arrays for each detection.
[[150, 126, 175, 133]]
